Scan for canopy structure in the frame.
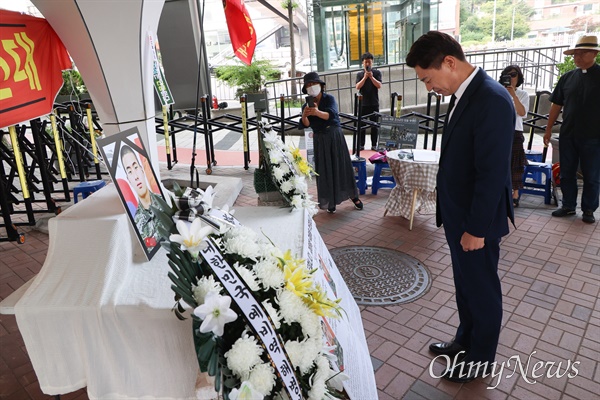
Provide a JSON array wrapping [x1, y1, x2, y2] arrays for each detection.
[[31, 0, 165, 175]]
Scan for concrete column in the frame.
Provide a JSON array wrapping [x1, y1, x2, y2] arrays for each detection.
[[32, 0, 165, 176]]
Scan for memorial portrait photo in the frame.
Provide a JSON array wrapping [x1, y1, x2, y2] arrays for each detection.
[[97, 128, 164, 260]]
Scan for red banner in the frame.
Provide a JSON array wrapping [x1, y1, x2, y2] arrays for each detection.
[[0, 10, 72, 128], [222, 0, 256, 65]]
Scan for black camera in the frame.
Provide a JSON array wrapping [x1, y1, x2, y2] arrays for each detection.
[[500, 74, 512, 87], [366, 65, 371, 72]]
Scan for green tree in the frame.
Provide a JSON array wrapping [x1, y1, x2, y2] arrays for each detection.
[[556, 52, 600, 83], [59, 70, 86, 96], [215, 59, 280, 99], [459, 0, 533, 43]]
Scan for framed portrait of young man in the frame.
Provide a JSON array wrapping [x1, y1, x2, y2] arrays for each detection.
[[97, 127, 165, 260]]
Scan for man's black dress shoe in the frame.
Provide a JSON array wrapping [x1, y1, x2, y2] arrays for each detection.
[[442, 361, 492, 383], [429, 341, 466, 358]]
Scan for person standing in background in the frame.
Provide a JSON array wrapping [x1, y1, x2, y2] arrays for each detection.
[[499, 65, 530, 207], [299, 72, 363, 214], [406, 31, 515, 383], [544, 35, 600, 224], [355, 52, 382, 151]]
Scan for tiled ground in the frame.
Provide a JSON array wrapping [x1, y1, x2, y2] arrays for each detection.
[[1, 158, 598, 399]]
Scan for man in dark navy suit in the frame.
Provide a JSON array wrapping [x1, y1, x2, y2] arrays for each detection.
[[406, 31, 515, 383]]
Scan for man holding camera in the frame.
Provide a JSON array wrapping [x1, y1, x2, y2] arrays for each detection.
[[355, 52, 382, 150]]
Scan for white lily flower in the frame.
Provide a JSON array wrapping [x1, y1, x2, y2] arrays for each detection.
[[169, 218, 214, 259], [263, 129, 279, 145], [321, 343, 338, 362], [327, 371, 350, 392], [202, 186, 215, 210], [229, 381, 264, 400], [193, 291, 237, 336]]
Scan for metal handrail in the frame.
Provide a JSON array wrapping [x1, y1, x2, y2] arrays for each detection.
[[260, 44, 569, 115]]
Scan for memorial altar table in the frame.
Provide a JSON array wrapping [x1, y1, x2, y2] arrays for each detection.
[[12, 185, 376, 399]]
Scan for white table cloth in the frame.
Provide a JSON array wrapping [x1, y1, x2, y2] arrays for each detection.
[[13, 185, 375, 399]]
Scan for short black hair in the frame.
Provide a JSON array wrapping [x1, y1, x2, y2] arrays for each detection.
[[406, 31, 466, 69], [120, 144, 139, 168], [361, 52, 374, 61], [500, 64, 524, 87]]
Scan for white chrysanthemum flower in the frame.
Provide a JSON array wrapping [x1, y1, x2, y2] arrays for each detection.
[[272, 166, 286, 182], [192, 275, 223, 304], [253, 258, 285, 290], [225, 226, 258, 242], [280, 180, 294, 194], [269, 151, 284, 165], [169, 218, 213, 259], [308, 355, 330, 400], [229, 381, 264, 400], [234, 263, 261, 291], [224, 227, 262, 260], [193, 292, 237, 336], [304, 200, 319, 216], [248, 363, 276, 396], [225, 334, 263, 380], [290, 175, 307, 193], [258, 242, 278, 259], [279, 162, 291, 175], [285, 338, 319, 374], [261, 299, 281, 329], [290, 195, 304, 209], [299, 311, 321, 339], [278, 289, 309, 324]]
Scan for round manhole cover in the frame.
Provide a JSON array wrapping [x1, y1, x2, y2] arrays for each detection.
[[329, 246, 431, 305]]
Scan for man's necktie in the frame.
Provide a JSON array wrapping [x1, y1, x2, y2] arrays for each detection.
[[445, 94, 457, 125]]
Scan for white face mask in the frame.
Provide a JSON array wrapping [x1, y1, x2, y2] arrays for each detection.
[[306, 85, 321, 97]]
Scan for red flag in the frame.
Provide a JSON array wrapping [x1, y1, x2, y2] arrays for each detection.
[[222, 0, 257, 65], [0, 10, 72, 128]]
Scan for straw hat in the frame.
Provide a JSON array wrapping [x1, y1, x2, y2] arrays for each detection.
[[302, 72, 325, 94], [564, 35, 600, 55]]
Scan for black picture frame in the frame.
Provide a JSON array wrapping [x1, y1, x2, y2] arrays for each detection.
[[378, 115, 419, 150], [97, 127, 165, 260]]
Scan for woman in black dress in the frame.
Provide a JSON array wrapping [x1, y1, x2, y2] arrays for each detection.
[[298, 72, 363, 213]]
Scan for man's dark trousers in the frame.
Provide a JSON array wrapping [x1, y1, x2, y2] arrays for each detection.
[[445, 228, 502, 364], [360, 105, 379, 148], [558, 135, 600, 212]]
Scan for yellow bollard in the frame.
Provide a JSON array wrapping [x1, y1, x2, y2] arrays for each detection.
[[395, 94, 403, 118], [162, 105, 171, 156], [50, 113, 67, 180], [86, 105, 99, 164], [8, 126, 30, 199]]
